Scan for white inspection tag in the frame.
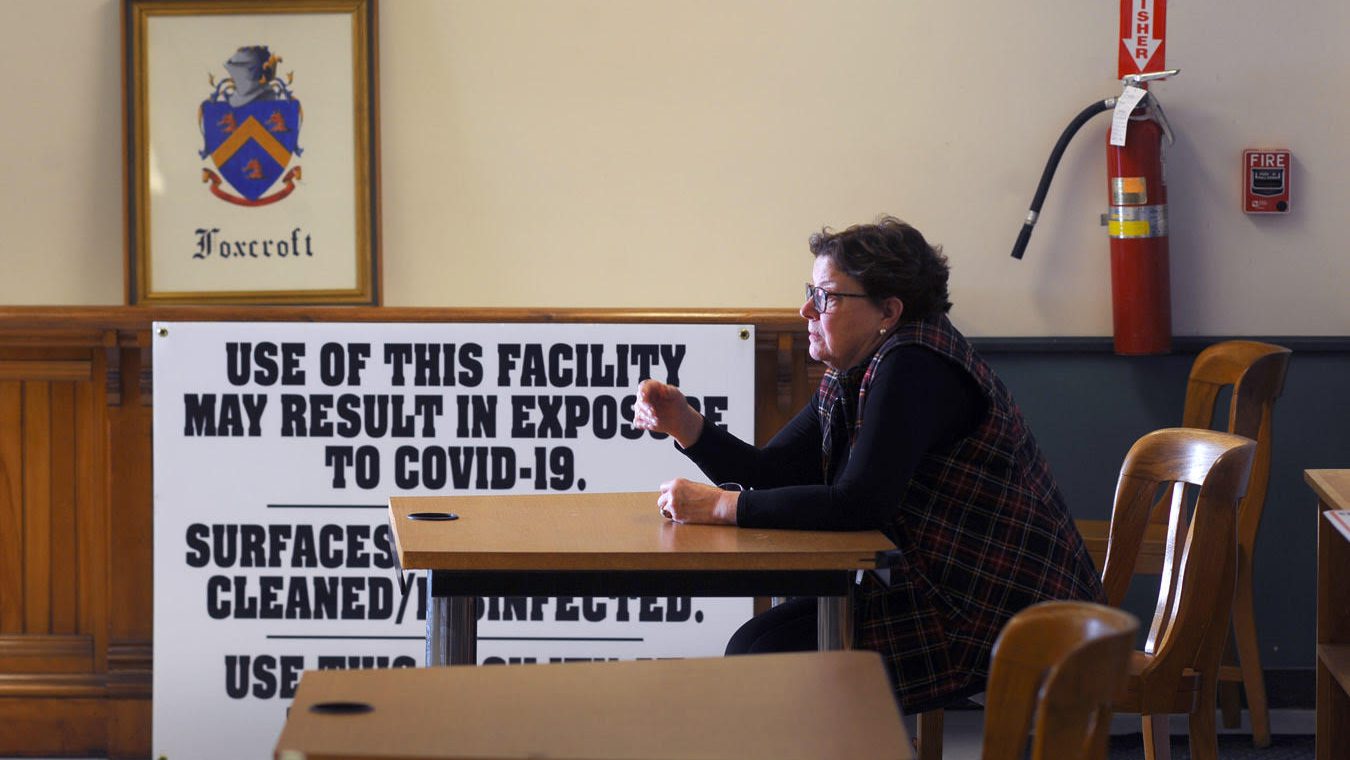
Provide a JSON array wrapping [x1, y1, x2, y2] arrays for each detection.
[[1110, 85, 1148, 147]]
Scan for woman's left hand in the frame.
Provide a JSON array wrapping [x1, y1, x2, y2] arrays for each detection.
[[656, 478, 739, 525]]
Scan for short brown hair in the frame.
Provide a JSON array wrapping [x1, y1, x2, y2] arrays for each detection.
[[808, 216, 952, 322]]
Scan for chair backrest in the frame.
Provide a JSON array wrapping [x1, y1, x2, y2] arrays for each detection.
[[1100, 428, 1256, 709], [980, 601, 1139, 760], [1179, 340, 1290, 554]]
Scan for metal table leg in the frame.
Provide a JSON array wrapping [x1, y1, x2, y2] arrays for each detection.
[[447, 597, 477, 665], [817, 581, 855, 650], [426, 581, 447, 666], [426, 571, 478, 666]]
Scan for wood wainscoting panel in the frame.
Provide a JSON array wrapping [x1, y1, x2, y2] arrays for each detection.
[[0, 305, 811, 758], [0, 374, 105, 646], [0, 335, 113, 756], [0, 698, 107, 756], [0, 381, 22, 635], [21, 379, 52, 635], [51, 381, 79, 636], [104, 340, 152, 759]]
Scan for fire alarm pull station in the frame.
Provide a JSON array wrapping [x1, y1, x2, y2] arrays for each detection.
[[1243, 149, 1291, 214]]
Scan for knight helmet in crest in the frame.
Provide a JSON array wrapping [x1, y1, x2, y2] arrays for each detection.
[[199, 46, 304, 206]]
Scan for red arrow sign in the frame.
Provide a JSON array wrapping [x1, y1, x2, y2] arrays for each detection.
[[1118, 0, 1167, 79]]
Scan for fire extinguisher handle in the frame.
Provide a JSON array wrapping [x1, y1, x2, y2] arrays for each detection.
[[1146, 92, 1175, 147], [1121, 68, 1180, 87]]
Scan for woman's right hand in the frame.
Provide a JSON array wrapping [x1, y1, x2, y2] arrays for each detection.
[[632, 379, 704, 448]]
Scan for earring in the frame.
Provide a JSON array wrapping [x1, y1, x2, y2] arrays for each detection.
[[879, 328, 887, 335]]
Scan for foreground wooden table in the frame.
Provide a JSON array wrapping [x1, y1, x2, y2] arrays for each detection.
[[1308, 469, 1350, 760], [389, 491, 897, 665], [274, 650, 911, 760]]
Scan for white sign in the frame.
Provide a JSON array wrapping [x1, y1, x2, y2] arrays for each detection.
[[152, 322, 756, 760], [1109, 85, 1149, 147]]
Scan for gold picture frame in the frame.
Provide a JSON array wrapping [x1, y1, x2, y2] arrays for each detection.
[[123, 0, 380, 304]]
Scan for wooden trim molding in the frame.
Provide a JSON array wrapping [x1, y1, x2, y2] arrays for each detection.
[[0, 305, 807, 331], [107, 643, 152, 699], [0, 673, 106, 698], [0, 635, 98, 681], [0, 360, 92, 382], [0, 634, 94, 659], [102, 331, 122, 407], [135, 330, 153, 407], [107, 642, 152, 670]]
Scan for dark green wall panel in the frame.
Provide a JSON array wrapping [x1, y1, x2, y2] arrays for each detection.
[[983, 346, 1350, 670]]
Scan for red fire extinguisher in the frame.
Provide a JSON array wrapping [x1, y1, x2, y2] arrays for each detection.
[[1010, 70, 1178, 355]]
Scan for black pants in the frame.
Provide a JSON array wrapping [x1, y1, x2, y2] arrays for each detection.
[[726, 597, 983, 714], [725, 597, 819, 655]]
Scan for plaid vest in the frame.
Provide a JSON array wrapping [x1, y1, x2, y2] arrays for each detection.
[[832, 315, 1104, 711]]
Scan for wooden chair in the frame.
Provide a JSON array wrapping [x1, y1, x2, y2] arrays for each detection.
[[980, 601, 1138, 760], [1101, 428, 1256, 760], [1187, 342, 1290, 745], [1078, 340, 1290, 746]]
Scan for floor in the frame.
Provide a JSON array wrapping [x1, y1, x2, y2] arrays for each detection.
[[3, 710, 1313, 760], [923, 708, 1314, 759]]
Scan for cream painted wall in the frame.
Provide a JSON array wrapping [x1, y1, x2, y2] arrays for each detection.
[[1, 0, 124, 304], [3, 0, 1348, 336]]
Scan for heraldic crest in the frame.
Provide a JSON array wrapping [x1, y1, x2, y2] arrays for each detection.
[[199, 46, 303, 206]]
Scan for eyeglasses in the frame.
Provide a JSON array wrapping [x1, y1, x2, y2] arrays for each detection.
[[805, 283, 869, 313]]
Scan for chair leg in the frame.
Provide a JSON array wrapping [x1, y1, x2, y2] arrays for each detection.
[[1188, 701, 1220, 760], [916, 708, 944, 760], [1231, 569, 1272, 747], [1142, 714, 1171, 760], [1218, 637, 1243, 728], [1218, 681, 1242, 727]]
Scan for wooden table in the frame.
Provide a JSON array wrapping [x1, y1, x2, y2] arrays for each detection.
[[389, 492, 897, 666], [274, 650, 911, 760], [1308, 469, 1350, 760]]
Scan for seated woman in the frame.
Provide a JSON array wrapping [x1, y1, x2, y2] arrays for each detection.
[[633, 216, 1104, 713]]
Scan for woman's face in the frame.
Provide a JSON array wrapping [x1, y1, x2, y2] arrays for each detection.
[[801, 256, 902, 371]]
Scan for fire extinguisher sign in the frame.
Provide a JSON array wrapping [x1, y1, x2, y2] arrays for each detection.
[[1119, 0, 1167, 79]]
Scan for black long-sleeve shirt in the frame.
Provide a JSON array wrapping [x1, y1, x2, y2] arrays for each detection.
[[681, 345, 986, 530]]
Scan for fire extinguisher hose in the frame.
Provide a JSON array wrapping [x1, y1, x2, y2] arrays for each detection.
[[1009, 98, 1118, 259]]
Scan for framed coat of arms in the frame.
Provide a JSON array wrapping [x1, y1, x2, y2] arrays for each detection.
[[123, 0, 380, 304]]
